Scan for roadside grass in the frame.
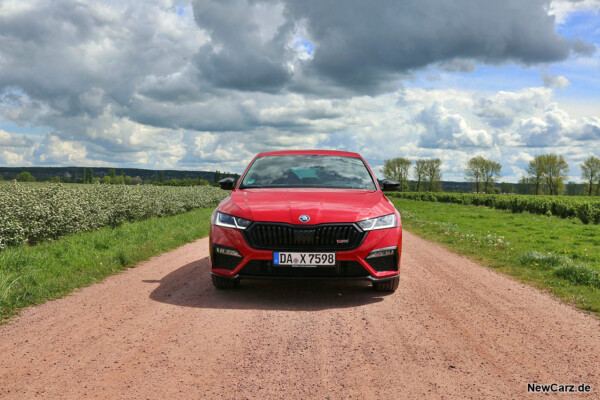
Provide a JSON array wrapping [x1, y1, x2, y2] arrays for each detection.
[[0, 207, 213, 322], [391, 198, 600, 315]]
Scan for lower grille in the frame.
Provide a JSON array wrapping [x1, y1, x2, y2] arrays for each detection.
[[366, 255, 398, 272], [243, 223, 365, 251], [238, 260, 370, 278], [212, 252, 242, 270]]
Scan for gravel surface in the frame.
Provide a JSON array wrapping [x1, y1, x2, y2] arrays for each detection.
[[1, 231, 599, 399]]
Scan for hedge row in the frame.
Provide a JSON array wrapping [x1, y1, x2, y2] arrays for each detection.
[[388, 192, 600, 224], [0, 182, 228, 249]]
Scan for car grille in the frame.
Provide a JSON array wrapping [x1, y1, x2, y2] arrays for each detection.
[[238, 260, 370, 278], [242, 223, 365, 251]]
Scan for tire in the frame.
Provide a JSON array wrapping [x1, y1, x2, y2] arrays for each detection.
[[211, 274, 240, 289], [373, 276, 399, 292]]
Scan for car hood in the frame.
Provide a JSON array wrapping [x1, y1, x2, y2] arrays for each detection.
[[218, 188, 396, 224]]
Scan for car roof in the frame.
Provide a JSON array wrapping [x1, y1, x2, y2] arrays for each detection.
[[255, 149, 362, 158]]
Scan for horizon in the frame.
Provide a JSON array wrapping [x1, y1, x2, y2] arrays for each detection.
[[0, 164, 586, 186]]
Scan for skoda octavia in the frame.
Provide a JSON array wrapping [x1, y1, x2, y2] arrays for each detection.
[[209, 150, 402, 292]]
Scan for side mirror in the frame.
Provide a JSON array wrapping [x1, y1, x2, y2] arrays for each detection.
[[381, 179, 399, 192], [218, 177, 236, 190]]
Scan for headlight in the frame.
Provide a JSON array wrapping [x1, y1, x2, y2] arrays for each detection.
[[357, 214, 396, 231], [214, 212, 252, 230]]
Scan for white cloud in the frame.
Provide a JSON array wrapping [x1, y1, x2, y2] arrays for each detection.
[[0, 149, 26, 165], [33, 135, 89, 165], [418, 103, 493, 149], [549, 0, 600, 24]]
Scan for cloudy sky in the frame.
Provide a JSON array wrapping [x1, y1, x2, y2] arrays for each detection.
[[0, 0, 599, 181]]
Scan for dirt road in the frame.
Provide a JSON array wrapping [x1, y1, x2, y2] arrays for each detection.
[[1, 231, 600, 399]]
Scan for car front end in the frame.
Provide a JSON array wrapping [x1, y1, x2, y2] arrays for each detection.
[[209, 150, 402, 292]]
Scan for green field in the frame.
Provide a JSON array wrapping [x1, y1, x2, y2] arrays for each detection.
[[0, 207, 214, 322], [391, 198, 600, 315], [388, 192, 600, 224]]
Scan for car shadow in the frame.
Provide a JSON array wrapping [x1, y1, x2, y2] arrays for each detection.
[[144, 257, 392, 311]]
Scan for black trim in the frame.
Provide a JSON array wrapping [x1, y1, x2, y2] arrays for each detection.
[[211, 272, 400, 282], [366, 253, 399, 272], [219, 177, 236, 190], [367, 274, 399, 282], [212, 244, 243, 271]]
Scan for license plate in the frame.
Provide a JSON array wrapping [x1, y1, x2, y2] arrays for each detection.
[[273, 252, 336, 266]]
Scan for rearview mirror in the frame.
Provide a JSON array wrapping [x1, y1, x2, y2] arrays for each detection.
[[219, 177, 236, 190], [381, 179, 399, 192]]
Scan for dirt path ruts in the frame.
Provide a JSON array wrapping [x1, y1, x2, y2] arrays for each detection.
[[1, 231, 599, 399]]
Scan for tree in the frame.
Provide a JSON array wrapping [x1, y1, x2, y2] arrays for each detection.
[[526, 156, 546, 195], [82, 168, 87, 183], [542, 154, 569, 195], [424, 158, 442, 192], [0, 174, 3, 181], [566, 181, 580, 196], [382, 157, 411, 191], [465, 157, 484, 193], [15, 171, 35, 182], [413, 160, 427, 192], [500, 182, 514, 194], [160, 171, 165, 182], [482, 160, 502, 194], [581, 156, 600, 196], [516, 177, 532, 194], [108, 169, 116, 178], [465, 156, 501, 194], [89, 168, 94, 183]]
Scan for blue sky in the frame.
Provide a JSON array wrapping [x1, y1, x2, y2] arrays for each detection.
[[0, 0, 599, 183]]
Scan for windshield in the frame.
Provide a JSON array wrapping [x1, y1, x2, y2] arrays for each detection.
[[239, 155, 377, 190]]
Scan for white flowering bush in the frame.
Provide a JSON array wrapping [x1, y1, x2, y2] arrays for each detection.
[[0, 182, 228, 249]]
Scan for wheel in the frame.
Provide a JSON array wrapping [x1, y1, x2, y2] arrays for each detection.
[[211, 274, 240, 289], [373, 276, 399, 292]]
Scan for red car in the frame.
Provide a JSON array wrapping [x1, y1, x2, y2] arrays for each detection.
[[209, 150, 402, 292]]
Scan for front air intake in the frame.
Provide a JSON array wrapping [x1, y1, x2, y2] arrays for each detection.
[[242, 222, 365, 251]]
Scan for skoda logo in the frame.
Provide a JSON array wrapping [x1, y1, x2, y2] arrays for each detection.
[[299, 214, 310, 223]]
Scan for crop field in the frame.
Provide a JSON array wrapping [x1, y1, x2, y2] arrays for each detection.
[[0, 182, 229, 320], [391, 198, 600, 314], [0, 182, 228, 250], [389, 192, 600, 224]]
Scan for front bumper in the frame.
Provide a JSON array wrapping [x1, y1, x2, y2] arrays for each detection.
[[209, 223, 402, 281]]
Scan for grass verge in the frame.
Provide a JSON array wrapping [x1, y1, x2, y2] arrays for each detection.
[[0, 207, 213, 322], [391, 198, 600, 316]]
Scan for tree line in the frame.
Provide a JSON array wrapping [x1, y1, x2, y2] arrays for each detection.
[[2, 168, 239, 187], [519, 155, 600, 196], [382, 154, 600, 196], [382, 158, 443, 192]]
